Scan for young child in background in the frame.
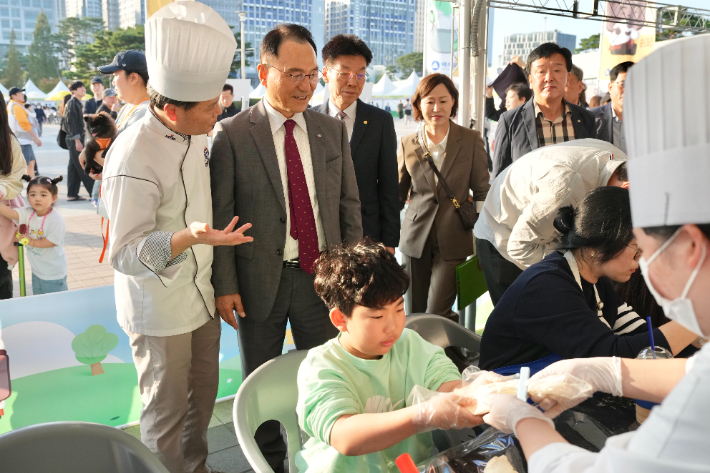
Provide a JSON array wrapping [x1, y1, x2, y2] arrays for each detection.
[[296, 239, 486, 472], [0, 176, 67, 295]]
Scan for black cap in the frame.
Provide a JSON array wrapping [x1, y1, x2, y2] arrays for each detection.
[[91, 76, 104, 85], [98, 50, 148, 75], [8, 87, 24, 96]]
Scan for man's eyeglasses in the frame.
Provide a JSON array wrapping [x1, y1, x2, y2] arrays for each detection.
[[264, 64, 321, 84], [627, 244, 642, 261], [328, 67, 369, 82], [613, 80, 625, 89]]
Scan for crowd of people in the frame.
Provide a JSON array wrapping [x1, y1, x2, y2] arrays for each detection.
[[0, 2, 709, 472]]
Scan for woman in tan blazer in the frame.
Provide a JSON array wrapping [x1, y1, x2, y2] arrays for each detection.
[[398, 73, 490, 320]]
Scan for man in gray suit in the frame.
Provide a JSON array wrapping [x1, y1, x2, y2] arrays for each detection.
[[209, 24, 362, 472], [316, 34, 399, 252]]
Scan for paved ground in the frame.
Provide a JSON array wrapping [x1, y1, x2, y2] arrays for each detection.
[[11, 118, 422, 471]]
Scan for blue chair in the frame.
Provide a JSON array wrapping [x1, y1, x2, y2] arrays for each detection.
[[233, 350, 308, 473], [0, 421, 169, 473]]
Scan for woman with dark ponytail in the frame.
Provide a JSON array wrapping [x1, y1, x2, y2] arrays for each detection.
[[478, 186, 698, 373], [0, 90, 29, 299], [0, 174, 68, 295]]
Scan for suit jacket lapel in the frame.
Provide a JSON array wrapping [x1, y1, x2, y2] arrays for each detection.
[[413, 134, 438, 198], [523, 100, 539, 150], [304, 111, 327, 209], [437, 122, 461, 191], [250, 99, 286, 212], [605, 103, 613, 141], [350, 99, 369, 155]]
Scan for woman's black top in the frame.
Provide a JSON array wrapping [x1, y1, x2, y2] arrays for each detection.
[[479, 251, 670, 370]]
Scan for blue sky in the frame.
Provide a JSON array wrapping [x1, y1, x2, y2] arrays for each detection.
[[489, 0, 710, 64]]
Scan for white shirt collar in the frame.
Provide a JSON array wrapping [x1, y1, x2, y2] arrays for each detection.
[[425, 124, 450, 151], [263, 97, 307, 135], [329, 99, 358, 120], [611, 104, 621, 121]]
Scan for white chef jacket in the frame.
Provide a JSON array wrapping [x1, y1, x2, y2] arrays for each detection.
[[529, 342, 710, 473], [102, 109, 215, 337]]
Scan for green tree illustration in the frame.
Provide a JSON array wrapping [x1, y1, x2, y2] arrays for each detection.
[[71, 325, 119, 376]]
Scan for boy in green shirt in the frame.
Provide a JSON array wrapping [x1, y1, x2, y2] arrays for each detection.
[[296, 240, 486, 472]]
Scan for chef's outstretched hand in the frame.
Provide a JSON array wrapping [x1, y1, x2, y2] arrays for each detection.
[[189, 216, 253, 247]]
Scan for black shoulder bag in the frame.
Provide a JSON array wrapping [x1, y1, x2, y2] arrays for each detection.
[[418, 130, 477, 230], [56, 113, 68, 150]]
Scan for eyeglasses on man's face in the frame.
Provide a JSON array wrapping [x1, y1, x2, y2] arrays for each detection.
[[264, 64, 321, 84], [327, 67, 369, 82]]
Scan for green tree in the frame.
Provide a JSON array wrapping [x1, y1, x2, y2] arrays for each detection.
[[52, 17, 105, 72], [393, 52, 423, 77], [1, 30, 24, 88], [28, 11, 60, 83], [71, 325, 119, 376], [575, 34, 600, 53], [65, 26, 145, 82], [230, 31, 254, 76]]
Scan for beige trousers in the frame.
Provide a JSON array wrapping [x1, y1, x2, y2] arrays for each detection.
[[126, 316, 221, 473]]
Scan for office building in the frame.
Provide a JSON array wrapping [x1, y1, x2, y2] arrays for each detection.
[[0, 0, 60, 55], [66, 0, 102, 19], [325, 0, 415, 66], [414, 0, 424, 53], [500, 30, 575, 68], [102, 0, 119, 30], [118, 0, 142, 28]]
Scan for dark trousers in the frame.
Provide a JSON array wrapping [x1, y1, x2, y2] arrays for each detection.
[[402, 226, 465, 321], [65, 136, 94, 198], [237, 266, 338, 473], [0, 257, 12, 300], [477, 238, 524, 306]]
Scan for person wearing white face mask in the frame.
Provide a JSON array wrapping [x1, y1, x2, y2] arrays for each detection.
[[476, 34, 710, 473]]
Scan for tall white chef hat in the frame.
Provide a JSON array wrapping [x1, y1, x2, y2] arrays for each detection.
[[146, 1, 237, 102], [625, 34, 710, 228]]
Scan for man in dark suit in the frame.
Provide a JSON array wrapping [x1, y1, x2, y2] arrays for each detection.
[[590, 61, 633, 154], [491, 43, 597, 179], [316, 34, 399, 252], [216, 83, 240, 121], [210, 24, 362, 472]]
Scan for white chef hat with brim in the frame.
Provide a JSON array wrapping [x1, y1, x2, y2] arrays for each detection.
[[146, 1, 237, 102], [625, 34, 710, 228]]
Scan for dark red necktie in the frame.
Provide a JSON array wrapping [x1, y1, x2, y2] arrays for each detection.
[[284, 119, 319, 274]]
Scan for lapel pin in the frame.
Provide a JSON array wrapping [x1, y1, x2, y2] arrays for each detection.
[[577, 119, 581, 122], [317, 134, 322, 138], [364, 121, 368, 125]]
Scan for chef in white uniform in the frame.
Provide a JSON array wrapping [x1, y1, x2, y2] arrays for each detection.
[[102, 3, 250, 473], [477, 34, 710, 472]]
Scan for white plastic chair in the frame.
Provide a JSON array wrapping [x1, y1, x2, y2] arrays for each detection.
[[0, 421, 169, 473], [233, 350, 309, 473]]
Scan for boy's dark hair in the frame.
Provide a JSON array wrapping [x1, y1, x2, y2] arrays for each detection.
[[322, 34, 373, 67], [260, 24, 317, 63], [69, 80, 85, 91], [553, 186, 633, 264], [610, 61, 634, 82], [313, 239, 410, 317], [505, 82, 533, 102], [526, 42, 573, 74], [24, 175, 64, 198], [222, 83, 234, 94]]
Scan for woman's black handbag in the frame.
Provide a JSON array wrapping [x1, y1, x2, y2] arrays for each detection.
[[56, 113, 68, 150], [418, 133, 477, 230]]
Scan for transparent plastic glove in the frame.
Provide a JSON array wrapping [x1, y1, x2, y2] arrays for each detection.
[[411, 389, 484, 433], [529, 358, 622, 418], [460, 366, 511, 392], [481, 393, 554, 436]]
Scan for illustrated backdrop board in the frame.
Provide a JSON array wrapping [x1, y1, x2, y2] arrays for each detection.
[[0, 285, 295, 434]]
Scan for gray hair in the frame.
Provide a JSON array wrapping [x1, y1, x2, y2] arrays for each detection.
[[570, 64, 584, 82]]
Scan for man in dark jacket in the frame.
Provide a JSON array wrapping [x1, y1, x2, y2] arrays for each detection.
[[491, 43, 597, 179], [316, 34, 399, 251], [62, 80, 94, 200], [216, 83, 240, 121], [590, 61, 633, 154], [83, 77, 105, 115]]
